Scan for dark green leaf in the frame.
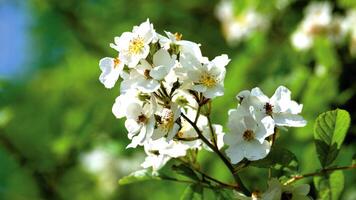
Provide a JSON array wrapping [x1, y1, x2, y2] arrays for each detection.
[[118, 169, 161, 185], [214, 188, 236, 200], [314, 170, 344, 200], [251, 147, 299, 173], [172, 164, 200, 181], [180, 184, 203, 200], [314, 109, 351, 167]]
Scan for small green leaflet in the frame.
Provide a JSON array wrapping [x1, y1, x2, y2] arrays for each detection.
[[118, 169, 162, 185], [314, 109, 350, 167], [314, 170, 344, 200], [180, 184, 203, 200]]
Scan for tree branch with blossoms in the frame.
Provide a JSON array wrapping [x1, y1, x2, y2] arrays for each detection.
[[98, 19, 355, 199]]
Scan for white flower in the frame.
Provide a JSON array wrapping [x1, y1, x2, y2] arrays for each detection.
[[215, 1, 268, 45], [124, 97, 157, 148], [112, 89, 141, 119], [99, 57, 124, 89], [110, 19, 157, 68], [261, 178, 310, 200], [181, 53, 229, 99], [152, 103, 181, 141], [120, 48, 176, 93], [158, 31, 183, 50], [224, 108, 275, 164], [291, 31, 313, 51], [291, 2, 333, 51], [247, 86, 307, 127], [141, 138, 189, 171]]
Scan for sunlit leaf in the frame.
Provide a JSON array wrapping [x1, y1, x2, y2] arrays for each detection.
[[314, 170, 344, 200], [180, 184, 203, 200], [118, 169, 162, 185], [314, 109, 351, 167]]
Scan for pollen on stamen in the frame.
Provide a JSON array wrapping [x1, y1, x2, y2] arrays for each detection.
[[113, 58, 121, 68], [137, 114, 148, 124], [264, 103, 273, 116], [128, 37, 145, 55], [243, 129, 255, 141], [174, 32, 182, 41], [199, 72, 218, 88]]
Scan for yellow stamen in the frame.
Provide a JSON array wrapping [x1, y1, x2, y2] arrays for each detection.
[[199, 72, 217, 88], [174, 32, 182, 41], [113, 57, 121, 68], [129, 37, 144, 55]]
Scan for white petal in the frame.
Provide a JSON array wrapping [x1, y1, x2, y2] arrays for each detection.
[[225, 144, 245, 164], [153, 48, 175, 67], [126, 103, 143, 119], [243, 140, 271, 161], [211, 54, 230, 69], [99, 57, 123, 89], [150, 65, 170, 80], [251, 87, 269, 103], [273, 113, 307, 127], [136, 79, 160, 93]]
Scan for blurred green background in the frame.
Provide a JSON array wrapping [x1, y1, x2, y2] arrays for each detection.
[[0, 0, 355, 199]]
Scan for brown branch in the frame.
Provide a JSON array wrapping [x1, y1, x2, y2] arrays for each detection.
[[284, 164, 356, 185], [181, 112, 250, 195]]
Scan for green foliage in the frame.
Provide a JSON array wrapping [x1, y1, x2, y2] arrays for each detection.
[[118, 169, 162, 185], [313, 171, 345, 200], [314, 109, 351, 167], [172, 164, 200, 181], [180, 184, 203, 200], [251, 147, 299, 174]]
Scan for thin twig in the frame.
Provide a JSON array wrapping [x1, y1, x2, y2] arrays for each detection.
[[284, 164, 356, 185], [181, 112, 250, 195], [178, 159, 238, 190], [207, 116, 217, 147]]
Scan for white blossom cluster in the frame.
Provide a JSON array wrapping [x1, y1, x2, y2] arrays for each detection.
[[291, 2, 349, 51], [99, 19, 229, 170], [224, 86, 306, 164], [215, 0, 269, 45]]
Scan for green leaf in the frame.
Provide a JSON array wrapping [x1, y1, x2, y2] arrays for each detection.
[[180, 184, 203, 200], [314, 109, 351, 167], [172, 164, 200, 181], [118, 169, 162, 185], [214, 189, 236, 200], [251, 147, 299, 173], [314, 170, 344, 200]]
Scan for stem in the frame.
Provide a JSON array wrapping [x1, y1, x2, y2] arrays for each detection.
[[207, 116, 217, 147], [178, 159, 238, 190], [181, 112, 250, 195], [284, 164, 356, 185], [161, 176, 235, 190]]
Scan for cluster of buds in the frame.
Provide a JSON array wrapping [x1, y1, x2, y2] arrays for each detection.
[[99, 19, 229, 170]]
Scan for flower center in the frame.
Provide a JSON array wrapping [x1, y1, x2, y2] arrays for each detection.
[[113, 57, 121, 68], [129, 37, 144, 55], [264, 103, 273, 116], [174, 32, 182, 41], [158, 109, 175, 132], [144, 69, 152, 79], [137, 114, 148, 124], [199, 72, 217, 88], [243, 129, 255, 141]]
